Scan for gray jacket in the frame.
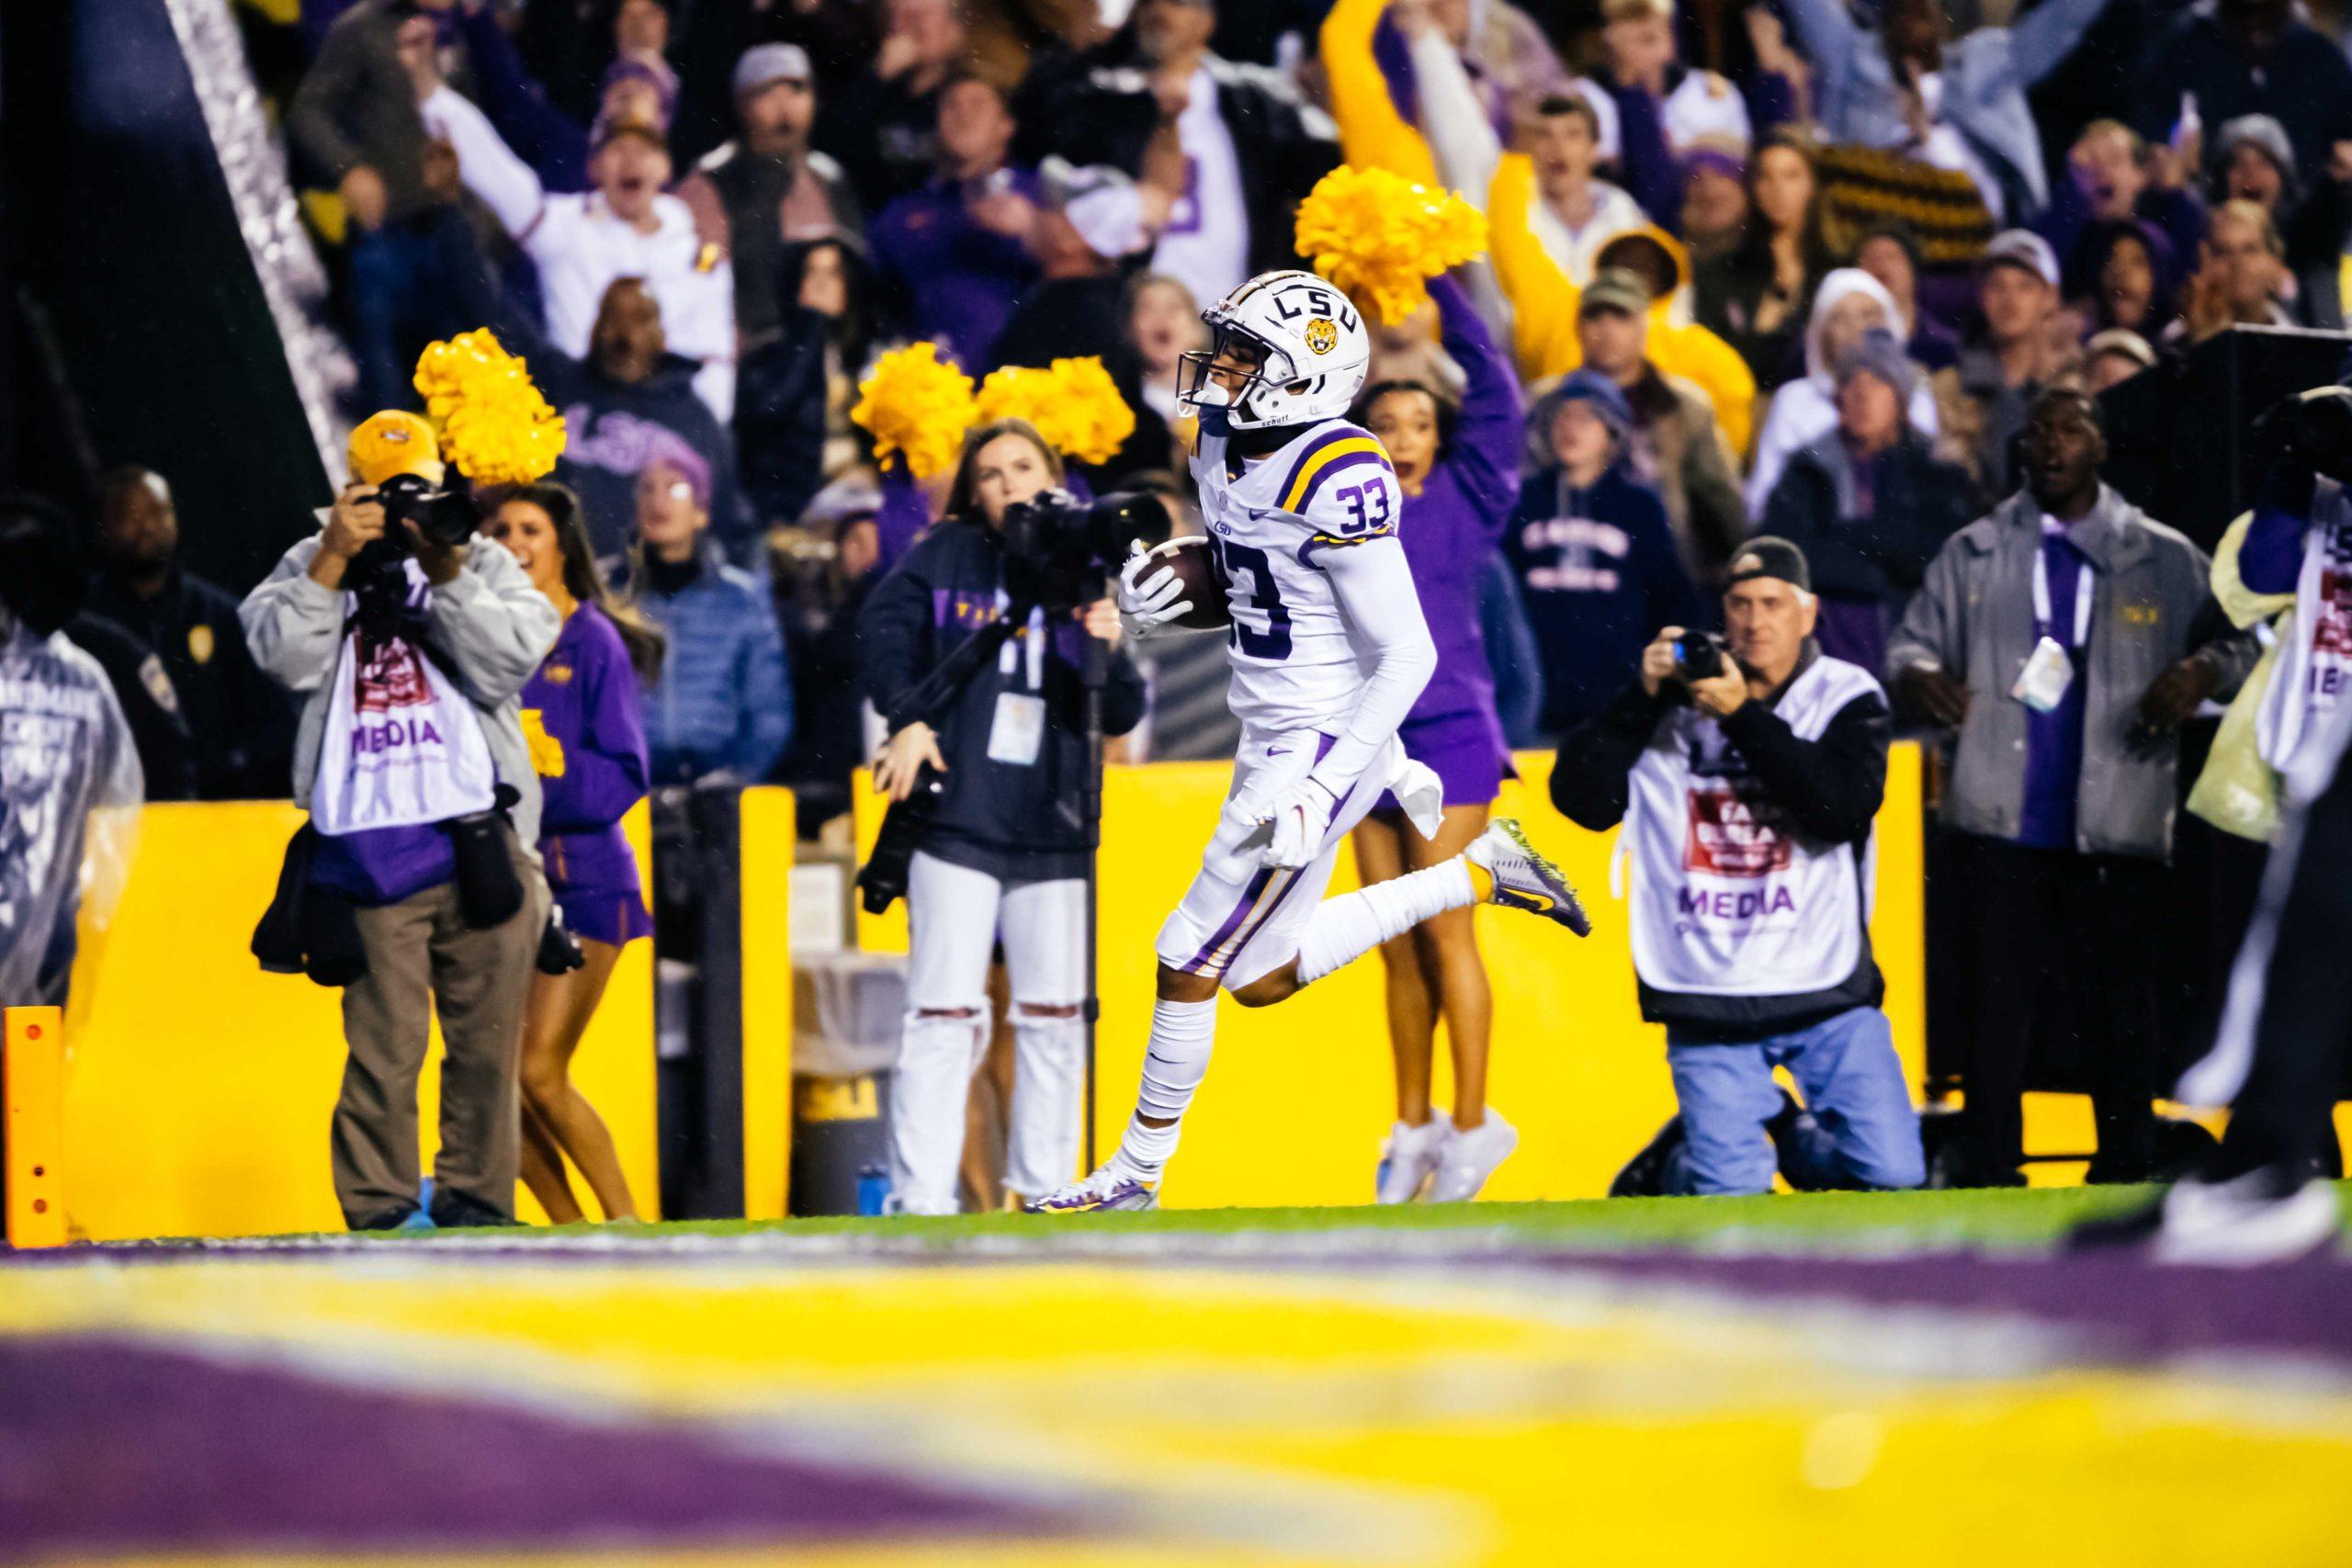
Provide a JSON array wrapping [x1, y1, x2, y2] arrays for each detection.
[[1887, 486, 2256, 861], [239, 531, 561, 848]]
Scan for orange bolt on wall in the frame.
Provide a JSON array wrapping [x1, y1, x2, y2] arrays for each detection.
[[6, 1007, 67, 1248]]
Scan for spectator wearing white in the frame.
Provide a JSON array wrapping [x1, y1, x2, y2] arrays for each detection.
[[423, 91, 738, 423], [1745, 267, 1941, 516], [1550, 537, 1926, 1198], [679, 44, 865, 349]]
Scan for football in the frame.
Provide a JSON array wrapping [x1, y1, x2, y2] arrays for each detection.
[[1140, 536, 1231, 630]]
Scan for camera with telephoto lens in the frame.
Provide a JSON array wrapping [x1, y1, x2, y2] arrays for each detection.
[[2260, 385, 2352, 486], [1674, 629, 1730, 682], [996, 488, 1173, 614], [376, 470, 481, 551]]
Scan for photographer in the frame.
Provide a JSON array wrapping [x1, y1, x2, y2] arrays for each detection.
[[854, 419, 1146, 1214], [239, 416, 560, 1231], [1552, 539, 1926, 1198]]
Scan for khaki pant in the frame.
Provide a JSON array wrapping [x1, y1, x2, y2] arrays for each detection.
[[332, 842, 548, 1226]]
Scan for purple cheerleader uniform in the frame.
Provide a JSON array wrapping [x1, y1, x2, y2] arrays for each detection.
[[1388, 274, 1521, 807], [525, 602, 654, 946]]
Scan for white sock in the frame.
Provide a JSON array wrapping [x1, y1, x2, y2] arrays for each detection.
[[1295, 858, 1476, 987], [1114, 996, 1218, 1179]]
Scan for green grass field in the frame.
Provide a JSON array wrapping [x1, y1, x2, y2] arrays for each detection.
[[386, 1181, 2190, 1253]]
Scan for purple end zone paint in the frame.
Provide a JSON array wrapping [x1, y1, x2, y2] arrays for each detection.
[[0, 1338, 1073, 1559]]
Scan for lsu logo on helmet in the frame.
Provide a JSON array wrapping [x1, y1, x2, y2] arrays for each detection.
[[1304, 319, 1339, 355]]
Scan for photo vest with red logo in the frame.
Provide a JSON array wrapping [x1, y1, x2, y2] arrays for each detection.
[[1623, 655, 1884, 1033]]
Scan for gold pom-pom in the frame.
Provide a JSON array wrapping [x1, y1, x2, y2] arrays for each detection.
[[411, 329, 567, 485], [852, 342, 979, 480], [1294, 165, 1487, 325], [975, 356, 1137, 468]]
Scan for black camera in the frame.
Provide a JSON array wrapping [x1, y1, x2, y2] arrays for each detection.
[[856, 765, 943, 914], [997, 489, 1172, 614], [377, 470, 480, 551], [2260, 385, 2352, 486], [1674, 629, 1729, 682]]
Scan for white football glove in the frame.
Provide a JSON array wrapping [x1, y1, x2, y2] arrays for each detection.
[[1258, 777, 1343, 869], [1116, 540, 1192, 640]]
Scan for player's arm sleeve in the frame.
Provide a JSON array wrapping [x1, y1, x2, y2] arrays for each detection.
[[1717, 690, 1891, 846], [1306, 534, 1438, 802], [420, 85, 546, 239]]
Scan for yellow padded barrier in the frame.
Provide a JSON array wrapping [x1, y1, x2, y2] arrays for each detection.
[[858, 748, 1928, 1205], [60, 801, 663, 1239]]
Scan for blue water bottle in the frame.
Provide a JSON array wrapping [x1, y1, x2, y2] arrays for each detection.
[[856, 1164, 890, 1216]]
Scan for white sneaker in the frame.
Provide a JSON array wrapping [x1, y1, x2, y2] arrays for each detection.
[[1023, 1164, 1159, 1213], [1375, 1115, 1450, 1203], [2151, 1171, 2342, 1266], [1430, 1111, 1519, 1202], [1467, 819, 1591, 935]]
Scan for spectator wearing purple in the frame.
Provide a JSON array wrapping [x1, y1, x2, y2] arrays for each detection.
[[1347, 273, 1525, 1206], [2074, 219, 2181, 340], [2039, 121, 2206, 305], [678, 44, 865, 351], [481, 483, 661, 1226], [869, 74, 1045, 365]]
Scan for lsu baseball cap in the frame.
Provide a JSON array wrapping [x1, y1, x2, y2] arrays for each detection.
[[347, 410, 445, 487]]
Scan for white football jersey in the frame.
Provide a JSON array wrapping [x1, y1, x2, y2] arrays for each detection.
[[1191, 417, 1408, 732]]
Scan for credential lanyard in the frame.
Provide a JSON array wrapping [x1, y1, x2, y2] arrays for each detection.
[[2032, 543, 2095, 647]]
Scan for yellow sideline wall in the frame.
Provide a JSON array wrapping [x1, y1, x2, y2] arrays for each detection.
[[857, 748, 1929, 1206], [51, 795, 808, 1243]]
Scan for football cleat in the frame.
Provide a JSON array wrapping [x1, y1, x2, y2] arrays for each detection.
[[1467, 819, 1592, 936], [1024, 1166, 1160, 1213], [2070, 1168, 2341, 1265], [1375, 1115, 1451, 1204], [1430, 1111, 1519, 1202]]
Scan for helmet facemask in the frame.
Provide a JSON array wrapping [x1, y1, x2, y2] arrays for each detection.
[[1178, 321, 1301, 432]]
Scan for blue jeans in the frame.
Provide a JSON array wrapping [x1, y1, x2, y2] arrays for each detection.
[[1662, 1007, 1926, 1196]]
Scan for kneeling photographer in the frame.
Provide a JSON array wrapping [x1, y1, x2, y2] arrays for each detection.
[[240, 413, 561, 1230], [1550, 539, 1925, 1197], [854, 419, 1150, 1213]]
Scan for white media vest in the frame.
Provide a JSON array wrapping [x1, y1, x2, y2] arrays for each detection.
[[1623, 654, 1885, 1015]]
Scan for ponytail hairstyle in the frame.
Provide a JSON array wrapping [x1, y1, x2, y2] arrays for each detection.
[[505, 481, 666, 686], [942, 418, 1066, 525]]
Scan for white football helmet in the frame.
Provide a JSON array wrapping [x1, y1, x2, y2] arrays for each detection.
[[1178, 269, 1372, 433]]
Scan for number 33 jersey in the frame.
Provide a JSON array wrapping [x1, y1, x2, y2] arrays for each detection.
[[1191, 417, 1412, 733]]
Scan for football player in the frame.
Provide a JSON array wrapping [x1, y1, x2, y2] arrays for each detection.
[[1028, 270, 1590, 1213]]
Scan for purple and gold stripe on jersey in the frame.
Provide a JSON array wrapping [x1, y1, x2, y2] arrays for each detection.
[[1277, 428, 1393, 515], [1179, 864, 1302, 976]]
